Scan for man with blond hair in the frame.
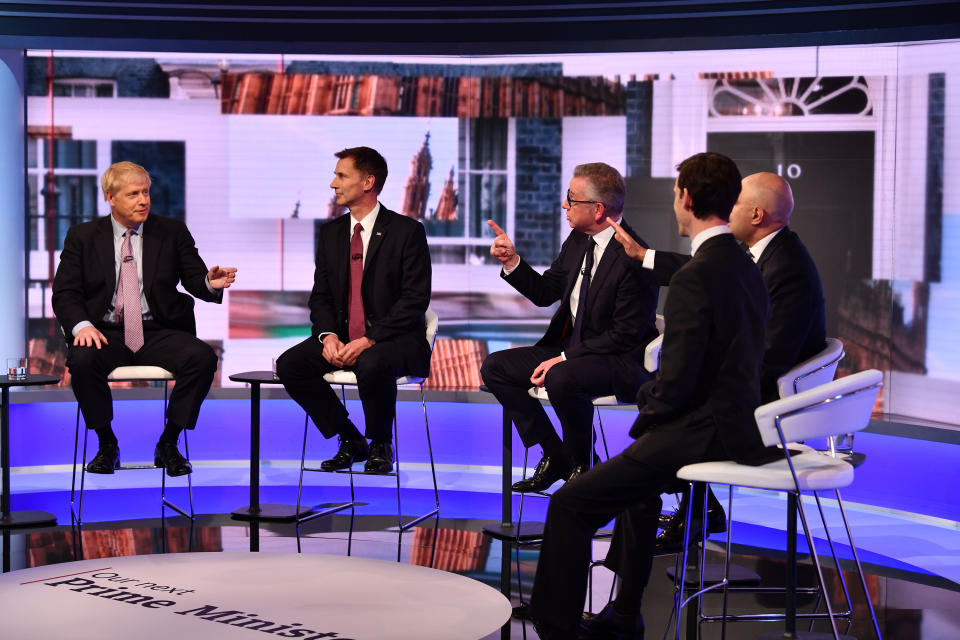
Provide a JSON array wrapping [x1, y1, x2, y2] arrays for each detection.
[[53, 161, 236, 476]]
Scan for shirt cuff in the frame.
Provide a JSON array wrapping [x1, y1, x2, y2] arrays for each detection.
[[560, 351, 567, 361], [205, 278, 217, 294], [318, 331, 335, 342], [501, 256, 521, 276], [642, 249, 656, 270], [72, 320, 94, 337]]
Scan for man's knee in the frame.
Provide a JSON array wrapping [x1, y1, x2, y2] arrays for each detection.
[[480, 349, 513, 386], [543, 362, 580, 398], [66, 346, 104, 376], [184, 340, 218, 374], [353, 348, 396, 383], [274, 347, 298, 382], [549, 479, 582, 512], [277, 338, 327, 381]]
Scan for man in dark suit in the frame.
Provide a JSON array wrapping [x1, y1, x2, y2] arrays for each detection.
[[276, 147, 431, 474], [52, 161, 236, 477], [529, 153, 771, 640], [480, 162, 659, 493], [612, 171, 826, 549]]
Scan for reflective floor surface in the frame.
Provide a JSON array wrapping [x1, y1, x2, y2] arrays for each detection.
[[2, 486, 959, 640]]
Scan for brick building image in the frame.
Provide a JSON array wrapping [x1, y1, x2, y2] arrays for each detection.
[[21, 49, 950, 425]]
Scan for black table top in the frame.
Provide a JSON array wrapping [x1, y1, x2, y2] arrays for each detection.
[[228, 371, 283, 385], [0, 374, 60, 389]]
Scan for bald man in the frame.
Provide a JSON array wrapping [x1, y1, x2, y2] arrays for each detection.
[[609, 171, 825, 550]]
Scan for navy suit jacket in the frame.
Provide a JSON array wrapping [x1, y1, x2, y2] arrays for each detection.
[[52, 214, 219, 337], [308, 206, 432, 378], [629, 233, 775, 464], [502, 220, 660, 401], [652, 226, 825, 402]]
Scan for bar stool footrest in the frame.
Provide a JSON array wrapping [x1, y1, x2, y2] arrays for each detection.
[[482, 521, 545, 543], [666, 562, 761, 587]]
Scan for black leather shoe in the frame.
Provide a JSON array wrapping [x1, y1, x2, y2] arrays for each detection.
[[320, 437, 369, 472], [655, 506, 727, 554], [364, 441, 394, 473], [566, 463, 590, 484], [567, 453, 603, 483], [511, 456, 568, 493], [154, 441, 192, 477], [658, 503, 727, 533], [579, 603, 644, 639], [531, 616, 577, 640], [511, 603, 531, 620], [86, 445, 120, 474]]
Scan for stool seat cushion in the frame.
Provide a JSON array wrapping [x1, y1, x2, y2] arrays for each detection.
[[677, 445, 854, 491], [323, 370, 425, 386], [107, 366, 175, 381], [527, 386, 626, 407]]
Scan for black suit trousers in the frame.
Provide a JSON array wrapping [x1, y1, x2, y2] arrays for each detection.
[[276, 336, 411, 442], [530, 422, 725, 634], [66, 321, 218, 432], [480, 346, 629, 463]]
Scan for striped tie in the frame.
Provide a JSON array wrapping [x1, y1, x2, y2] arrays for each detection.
[[118, 228, 144, 352]]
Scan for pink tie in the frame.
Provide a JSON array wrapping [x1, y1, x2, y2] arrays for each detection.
[[118, 229, 144, 352], [348, 223, 366, 341]]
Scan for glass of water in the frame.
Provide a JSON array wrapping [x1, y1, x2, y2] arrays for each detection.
[[6, 357, 28, 381]]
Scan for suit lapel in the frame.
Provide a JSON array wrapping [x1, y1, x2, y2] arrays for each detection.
[[364, 205, 391, 269], [95, 216, 116, 295], [579, 220, 635, 312], [562, 233, 589, 302], [329, 214, 351, 302], [141, 216, 161, 302], [588, 221, 632, 302], [756, 226, 789, 273]]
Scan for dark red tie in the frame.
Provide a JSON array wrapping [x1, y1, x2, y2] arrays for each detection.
[[348, 222, 366, 341]]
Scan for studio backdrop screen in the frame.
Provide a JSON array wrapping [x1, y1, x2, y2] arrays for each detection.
[[21, 43, 960, 430]]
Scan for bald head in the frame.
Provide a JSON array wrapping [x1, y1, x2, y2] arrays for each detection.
[[744, 172, 794, 225], [728, 172, 795, 245]]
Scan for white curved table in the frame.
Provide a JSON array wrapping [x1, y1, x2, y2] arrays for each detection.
[[0, 552, 511, 639]]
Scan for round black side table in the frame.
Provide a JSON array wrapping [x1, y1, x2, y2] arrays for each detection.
[[0, 373, 60, 531]]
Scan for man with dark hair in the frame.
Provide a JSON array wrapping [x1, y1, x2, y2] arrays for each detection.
[[610, 170, 826, 550], [52, 161, 236, 477], [276, 146, 431, 473], [481, 162, 659, 492], [528, 152, 772, 640]]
